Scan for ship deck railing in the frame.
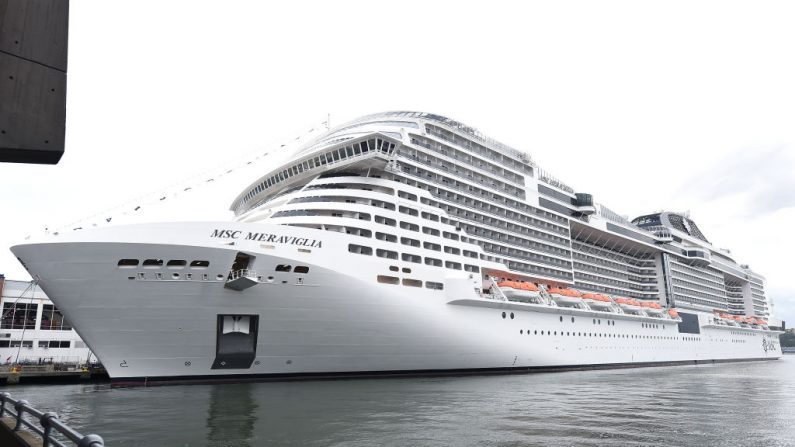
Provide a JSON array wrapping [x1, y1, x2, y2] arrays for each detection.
[[0, 392, 104, 447]]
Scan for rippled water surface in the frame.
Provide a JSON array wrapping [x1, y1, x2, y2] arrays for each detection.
[[5, 356, 795, 446]]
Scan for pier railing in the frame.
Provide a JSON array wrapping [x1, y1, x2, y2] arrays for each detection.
[[0, 392, 104, 447]]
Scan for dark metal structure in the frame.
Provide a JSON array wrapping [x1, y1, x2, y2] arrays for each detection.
[[0, 0, 69, 164]]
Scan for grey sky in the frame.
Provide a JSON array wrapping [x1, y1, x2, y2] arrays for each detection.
[[1, 0, 793, 324]]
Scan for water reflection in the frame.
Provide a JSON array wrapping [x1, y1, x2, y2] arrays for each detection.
[[6, 357, 795, 447], [206, 383, 258, 447]]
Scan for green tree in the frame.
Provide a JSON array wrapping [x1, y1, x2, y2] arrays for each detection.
[[780, 332, 795, 348]]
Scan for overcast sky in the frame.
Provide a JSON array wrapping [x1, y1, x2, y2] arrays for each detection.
[[1, 1, 793, 323]]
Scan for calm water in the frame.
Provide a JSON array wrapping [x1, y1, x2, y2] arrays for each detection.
[[5, 357, 795, 446]]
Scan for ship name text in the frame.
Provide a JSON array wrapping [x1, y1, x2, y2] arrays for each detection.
[[210, 229, 322, 248]]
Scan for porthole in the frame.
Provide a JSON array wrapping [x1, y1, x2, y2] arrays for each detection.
[[171, 273, 180, 279], [118, 259, 139, 268], [510, 313, 514, 319], [534, 330, 538, 335], [389, 266, 399, 272], [559, 316, 563, 323], [216, 274, 224, 280], [571, 317, 575, 323], [520, 330, 523, 334], [502, 312, 506, 319]]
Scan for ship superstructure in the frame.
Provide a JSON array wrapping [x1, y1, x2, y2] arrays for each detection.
[[11, 111, 782, 384]]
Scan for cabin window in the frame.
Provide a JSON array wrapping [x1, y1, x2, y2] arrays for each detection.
[[167, 260, 186, 268], [375, 216, 397, 226], [377, 275, 399, 285], [377, 249, 398, 260], [348, 244, 373, 255], [117, 259, 139, 268], [444, 246, 461, 255], [190, 260, 210, 268], [402, 278, 422, 287], [400, 222, 419, 232], [443, 231, 460, 241], [376, 232, 397, 243], [423, 242, 441, 251], [426, 282, 444, 290], [399, 206, 419, 216], [398, 191, 418, 201], [401, 253, 421, 263], [464, 264, 480, 273], [142, 259, 164, 268], [275, 264, 292, 272], [421, 212, 439, 222], [389, 266, 399, 272], [294, 266, 310, 274], [422, 227, 440, 236], [424, 257, 442, 267], [445, 261, 462, 270], [401, 237, 420, 247]]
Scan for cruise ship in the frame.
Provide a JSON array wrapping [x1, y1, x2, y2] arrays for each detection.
[[11, 111, 783, 384]]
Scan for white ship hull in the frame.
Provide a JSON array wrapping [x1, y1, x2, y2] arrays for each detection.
[[12, 222, 782, 384]]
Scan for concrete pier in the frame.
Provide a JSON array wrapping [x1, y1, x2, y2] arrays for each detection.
[[0, 365, 107, 385]]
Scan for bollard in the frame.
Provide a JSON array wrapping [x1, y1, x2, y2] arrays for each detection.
[[40, 411, 59, 447], [0, 392, 8, 417], [77, 433, 105, 447], [13, 399, 29, 431]]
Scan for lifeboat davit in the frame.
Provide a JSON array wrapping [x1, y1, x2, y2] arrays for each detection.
[[640, 301, 663, 316], [497, 281, 542, 303], [616, 297, 642, 314], [548, 288, 583, 307], [582, 293, 614, 310], [668, 309, 680, 319]]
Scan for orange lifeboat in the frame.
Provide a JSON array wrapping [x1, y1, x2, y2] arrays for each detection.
[[548, 288, 583, 308], [640, 301, 664, 316], [668, 309, 680, 318], [584, 293, 614, 311], [497, 280, 541, 303], [616, 297, 642, 314]]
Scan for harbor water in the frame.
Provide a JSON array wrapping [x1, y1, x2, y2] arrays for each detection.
[[5, 356, 795, 446]]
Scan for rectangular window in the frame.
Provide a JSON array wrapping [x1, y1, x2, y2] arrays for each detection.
[[400, 222, 419, 232], [348, 244, 373, 255], [398, 191, 418, 201], [426, 282, 444, 290], [399, 206, 418, 216], [423, 242, 441, 251], [464, 264, 480, 273], [1, 302, 39, 330], [401, 253, 421, 263], [375, 216, 396, 226], [377, 249, 398, 259], [443, 231, 460, 241], [402, 278, 422, 288], [444, 246, 461, 255], [424, 257, 442, 267], [422, 227, 440, 236], [376, 232, 397, 242], [377, 275, 399, 285], [445, 261, 462, 270], [400, 237, 420, 247], [463, 250, 478, 258]]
